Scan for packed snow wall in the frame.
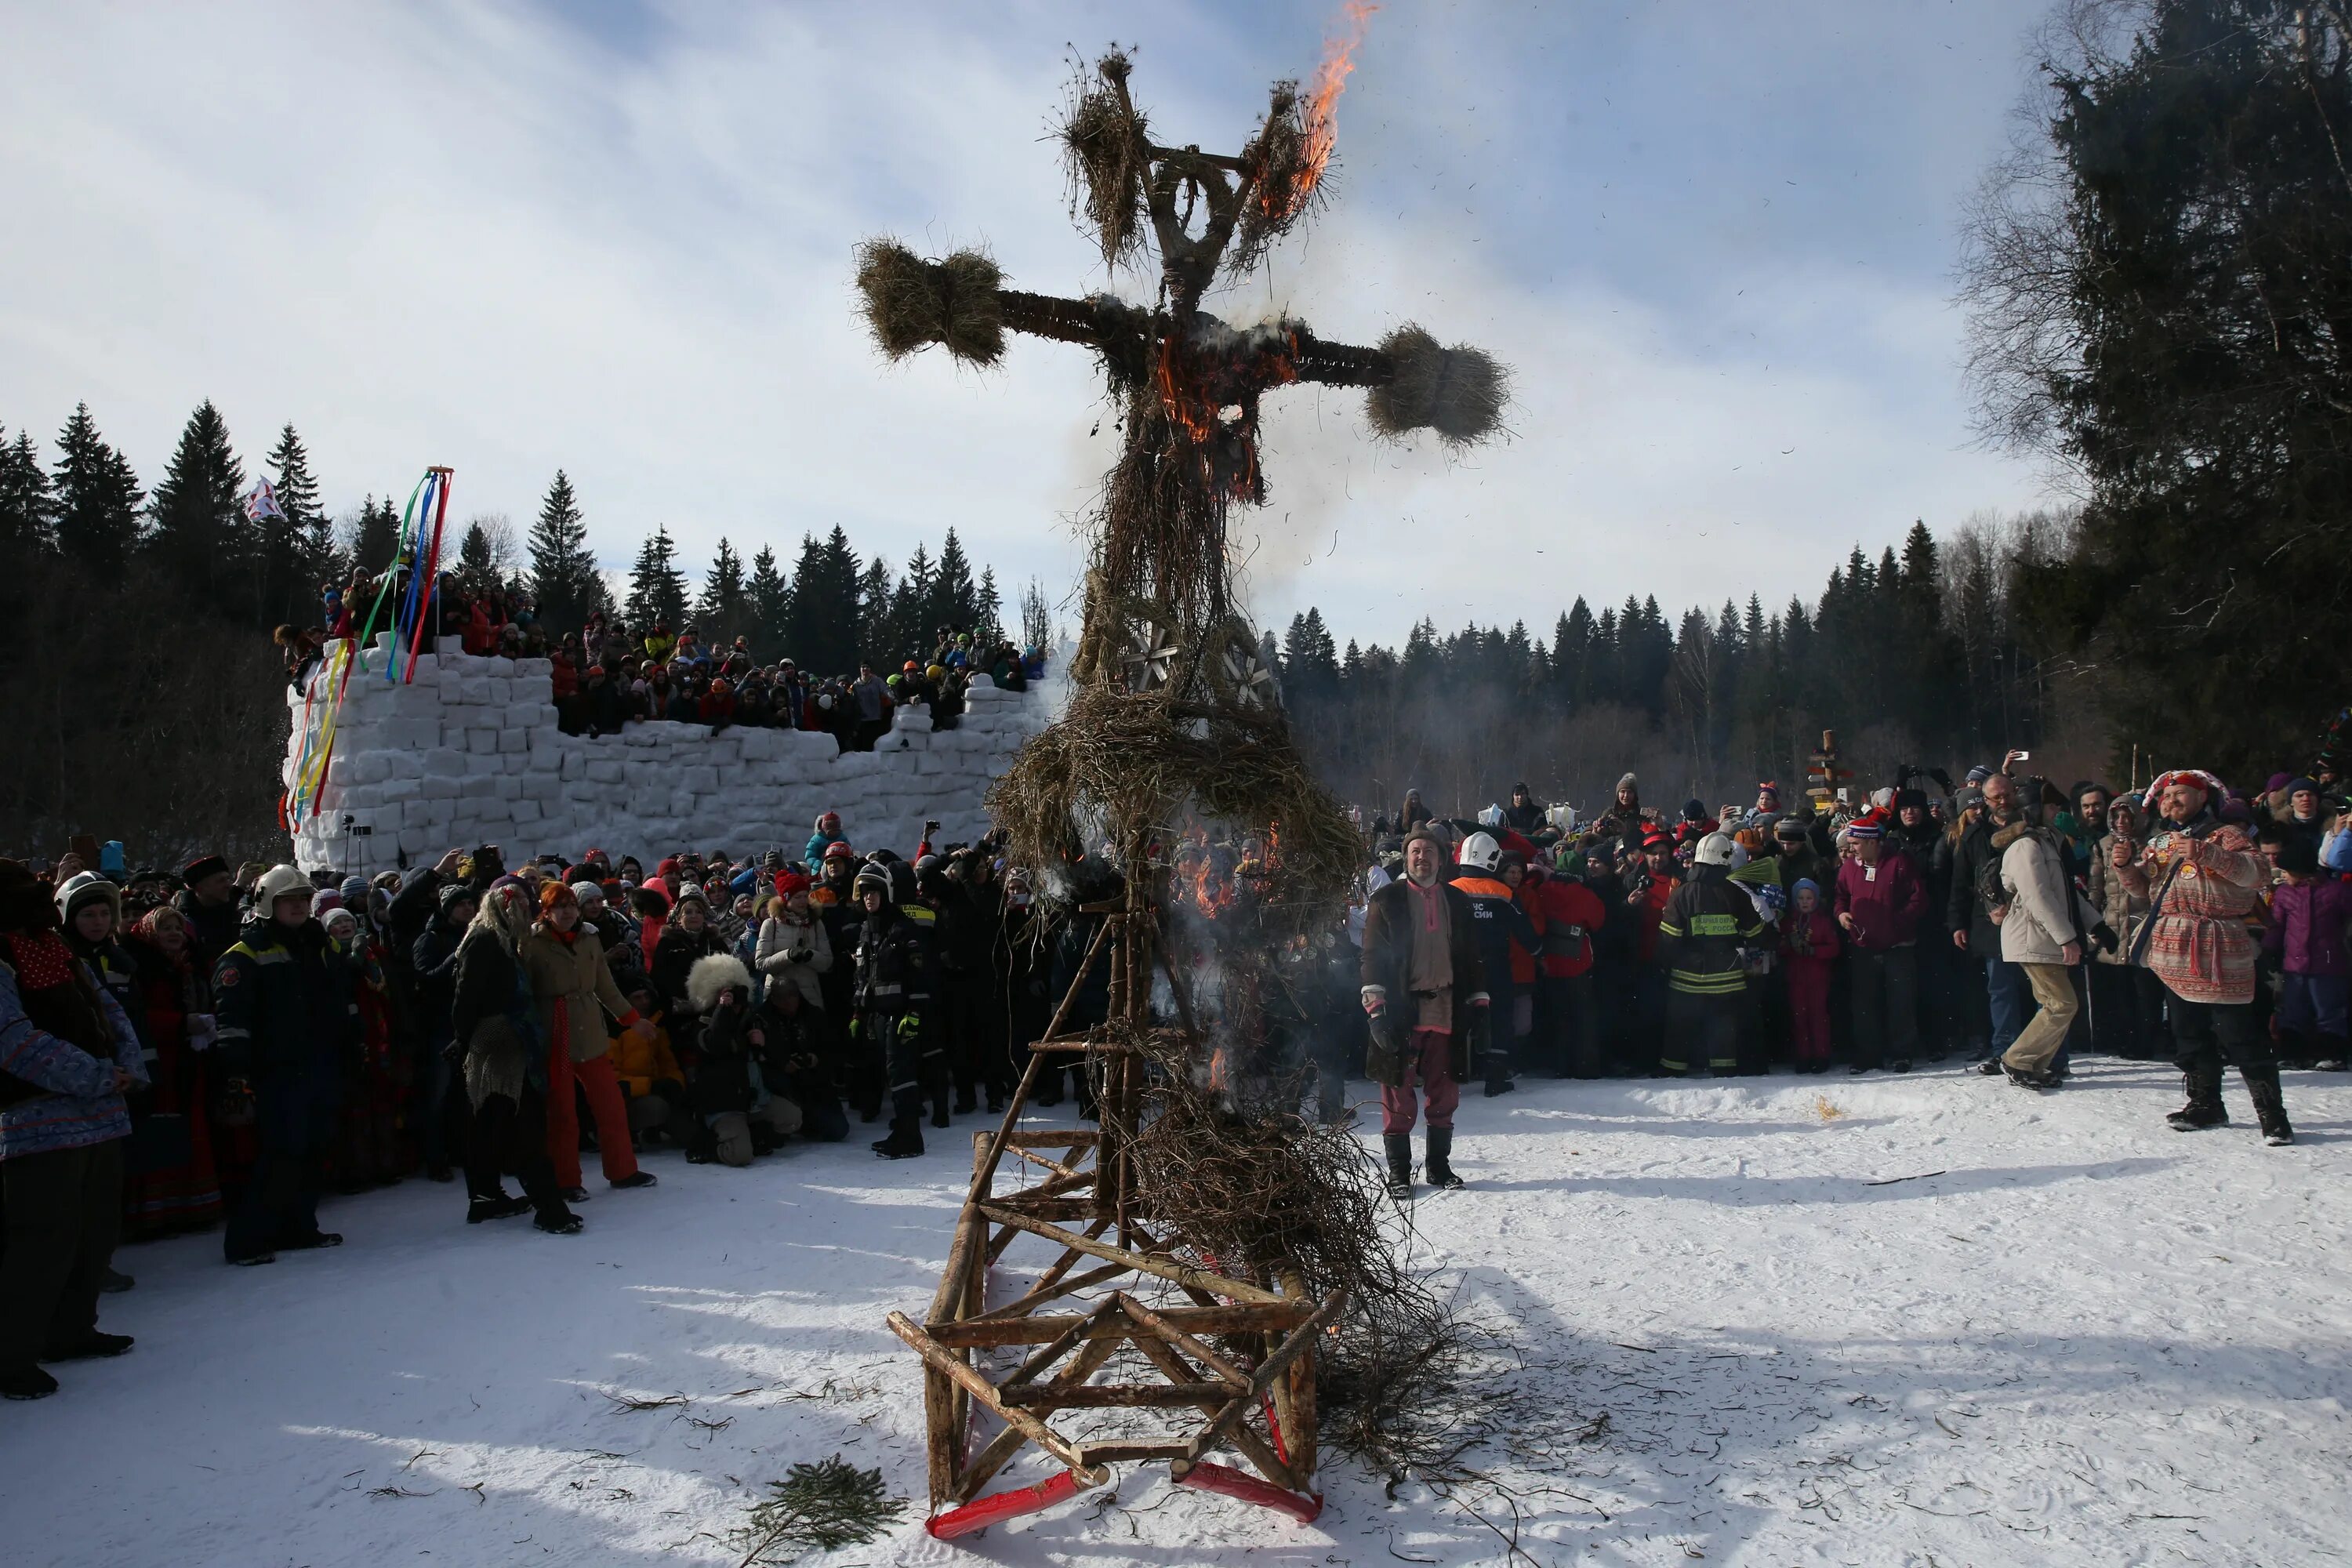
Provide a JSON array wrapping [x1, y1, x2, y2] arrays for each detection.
[[282, 633, 1054, 877]]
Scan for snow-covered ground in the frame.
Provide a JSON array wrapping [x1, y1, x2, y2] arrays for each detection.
[[15, 1060, 2351, 1567]]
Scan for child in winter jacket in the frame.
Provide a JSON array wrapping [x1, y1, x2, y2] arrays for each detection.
[[2264, 840, 2352, 1069], [1780, 879, 1841, 1071]]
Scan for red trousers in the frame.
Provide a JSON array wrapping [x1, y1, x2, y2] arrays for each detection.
[[1379, 1029, 1460, 1134], [547, 1045, 639, 1189], [1785, 959, 1834, 1063]]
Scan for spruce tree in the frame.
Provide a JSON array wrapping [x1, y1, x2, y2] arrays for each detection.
[[527, 470, 603, 631], [0, 427, 56, 554], [975, 564, 1005, 648], [747, 544, 789, 653], [895, 543, 935, 655], [256, 422, 323, 622], [623, 523, 688, 627], [349, 495, 399, 574], [458, 521, 498, 590], [52, 403, 143, 576], [929, 527, 978, 631], [858, 556, 898, 665], [147, 399, 247, 610], [695, 536, 751, 647]]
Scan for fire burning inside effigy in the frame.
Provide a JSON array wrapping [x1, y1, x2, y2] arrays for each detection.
[[854, 28, 1509, 1537]]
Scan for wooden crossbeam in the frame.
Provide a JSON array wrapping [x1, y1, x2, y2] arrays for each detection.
[[1180, 1291, 1348, 1467], [976, 1204, 1285, 1306], [927, 1301, 1310, 1349], [969, 1261, 1130, 1323], [888, 1312, 1109, 1486], [1114, 1291, 1250, 1388], [955, 1329, 1127, 1504], [1121, 1312, 1301, 1493], [1004, 1382, 1231, 1409]]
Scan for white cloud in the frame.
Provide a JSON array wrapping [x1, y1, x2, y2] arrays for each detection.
[[0, 0, 2052, 648]]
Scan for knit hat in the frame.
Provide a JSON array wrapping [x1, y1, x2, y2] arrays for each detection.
[[2278, 838, 2321, 875], [1401, 825, 1447, 855], [340, 876, 368, 904], [1793, 877, 1822, 901], [1964, 764, 1993, 786], [310, 888, 343, 916], [1846, 819, 1883, 840], [775, 870, 811, 897], [1755, 781, 1780, 801], [1617, 773, 1639, 794], [2286, 776, 2321, 799], [1773, 816, 1807, 839]]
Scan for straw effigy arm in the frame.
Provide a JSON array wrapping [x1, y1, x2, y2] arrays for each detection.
[[999, 289, 1153, 355]]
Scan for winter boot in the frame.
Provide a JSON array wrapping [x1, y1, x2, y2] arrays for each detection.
[[0, 1363, 58, 1399], [2166, 1068, 2228, 1131], [1383, 1133, 1414, 1201], [2243, 1066, 2295, 1146], [42, 1331, 133, 1362], [953, 1087, 978, 1116], [534, 1209, 583, 1235], [1425, 1126, 1465, 1189], [466, 1193, 532, 1224], [609, 1171, 657, 1190], [873, 1117, 926, 1160]]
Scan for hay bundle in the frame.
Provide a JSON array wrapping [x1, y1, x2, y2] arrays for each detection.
[[852, 240, 1005, 365], [986, 684, 1358, 935], [1062, 53, 1150, 269], [1115, 1028, 1480, 1481], [1366, 325, 1508, 447], [1229, 82, 1316, 278]]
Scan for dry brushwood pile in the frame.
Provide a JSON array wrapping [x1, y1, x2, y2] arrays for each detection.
[[853, 46, 1509, 1530]]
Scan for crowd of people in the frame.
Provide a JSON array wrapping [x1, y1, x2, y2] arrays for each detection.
[[284, 579, 1048, 751], [3, 737, 2346, 1399]]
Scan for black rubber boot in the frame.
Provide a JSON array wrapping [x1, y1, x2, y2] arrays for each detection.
[[2243, 1066, 2294, 1145], [873, 1117, 926, 1160], [2167, 1068, 2228, 1131], [1425, 1126, 1465, 1189], [1383, 1133, 1414, 1201], [466, 1194, 532, 1225]]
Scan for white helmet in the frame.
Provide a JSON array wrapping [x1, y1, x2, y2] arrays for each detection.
[[255, 863, 313, 905], [1694, 832, 1740, 868], [1459, 831, 1503, 873]]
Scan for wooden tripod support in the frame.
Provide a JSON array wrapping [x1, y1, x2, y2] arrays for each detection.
[[890, 874, 1340, 1539]]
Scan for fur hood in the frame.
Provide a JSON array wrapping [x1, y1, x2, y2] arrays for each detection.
[[685, 953, 753, 1014]]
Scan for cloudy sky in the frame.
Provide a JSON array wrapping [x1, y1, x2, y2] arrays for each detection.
[[1, 0, 2059, 647]]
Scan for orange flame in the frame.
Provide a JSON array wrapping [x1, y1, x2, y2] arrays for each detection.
[[1294, 1, 1377, 205]]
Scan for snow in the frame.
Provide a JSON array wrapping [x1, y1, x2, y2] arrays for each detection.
[[16, 1061, 2352, 1566]]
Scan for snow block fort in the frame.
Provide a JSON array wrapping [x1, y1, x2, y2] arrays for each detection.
[[281, 633, 1054, 874]]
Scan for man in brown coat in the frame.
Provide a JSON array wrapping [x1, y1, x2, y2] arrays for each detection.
[[1360, 827, 1488, 1197]]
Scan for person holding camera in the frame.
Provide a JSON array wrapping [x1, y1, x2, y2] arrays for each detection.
[[1987, 782, 2102, 1088]]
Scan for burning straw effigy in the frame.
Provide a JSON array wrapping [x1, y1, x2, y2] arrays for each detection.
[[854, 42, 1506, 1538]]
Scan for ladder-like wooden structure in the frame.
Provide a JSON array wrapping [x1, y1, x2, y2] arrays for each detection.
[[884, 877, 1343, 1539]]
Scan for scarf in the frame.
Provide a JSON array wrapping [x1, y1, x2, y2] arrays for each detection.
[[5, 930, 114, 1056]]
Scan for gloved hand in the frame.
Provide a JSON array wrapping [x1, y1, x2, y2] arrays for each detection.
[[788, 949, 813, 964], [2091, 921, 2119, 955], [1928, 767, 1954, 793], [895, 1014, 923, 1044], [848, 1016, 862, 1040]]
